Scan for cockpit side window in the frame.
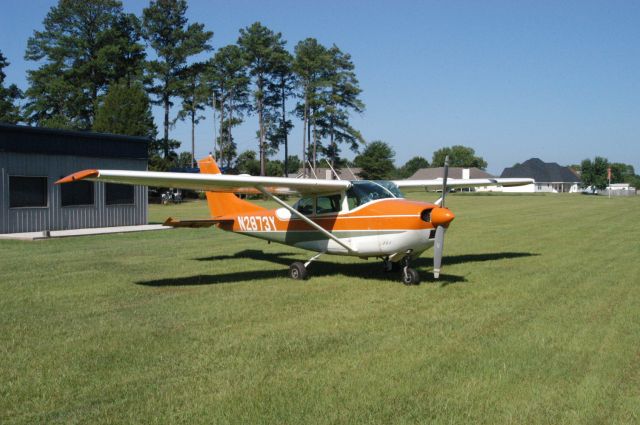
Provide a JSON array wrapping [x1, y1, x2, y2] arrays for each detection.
[[316, 194, 341, 215], [294, 197, 314, 215]]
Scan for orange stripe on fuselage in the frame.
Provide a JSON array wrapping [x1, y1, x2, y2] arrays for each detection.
[[217, 198, 436, 232]]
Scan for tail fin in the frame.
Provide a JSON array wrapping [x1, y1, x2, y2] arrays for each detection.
[[198, 156, 265, 217]]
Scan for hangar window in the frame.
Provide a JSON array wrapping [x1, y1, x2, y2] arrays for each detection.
[[9, 176, 48, 208], [61, 180, 94, 207], [105, 183, 134, 205]]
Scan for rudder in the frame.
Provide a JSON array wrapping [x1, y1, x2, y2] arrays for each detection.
[[198, 156, 265, 217]]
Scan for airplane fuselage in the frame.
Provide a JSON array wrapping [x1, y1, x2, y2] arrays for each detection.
[[216, 198, 443, 259]]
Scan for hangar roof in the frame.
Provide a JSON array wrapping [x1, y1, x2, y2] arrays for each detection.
[[0, 123, 148, 160], [409, 167, 494, 180]]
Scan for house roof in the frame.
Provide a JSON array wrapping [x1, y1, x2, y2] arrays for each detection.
[[408, 167, 494, 180], [500, 158, 580, 183], [292, 167, 362, 180]]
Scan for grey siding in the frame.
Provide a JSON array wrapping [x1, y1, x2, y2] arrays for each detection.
[[1, 152, 147, 233]]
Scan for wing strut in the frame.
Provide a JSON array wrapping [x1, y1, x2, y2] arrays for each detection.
[[255, 186, 357, 254]]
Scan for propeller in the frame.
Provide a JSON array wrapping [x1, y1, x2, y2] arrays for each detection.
[[441, 155, 449, 207], [433, 155, 451, 278]]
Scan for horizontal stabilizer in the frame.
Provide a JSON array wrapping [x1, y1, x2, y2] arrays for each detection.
[[163, 217, 234, 228]]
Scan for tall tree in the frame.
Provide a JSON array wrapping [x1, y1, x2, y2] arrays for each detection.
[[237, 22, 286, 176], [235, 150, 260, 175], [264, 46, 295, 176], [318, 45, 365, 169], [293, 38, 331, 176], [24, 0, 145, 129], [176, 62, 209, 167], [0, 51, 23, 124], [94, 81, 155, 138], [93, 80, 163, 169], [580, 157, 609, 191], [142, 0, 213, 158], [208, 44, 250, 168], [354, 141, 395, 180], [397, 156, 430, 179], [431, 145, 488, 169]]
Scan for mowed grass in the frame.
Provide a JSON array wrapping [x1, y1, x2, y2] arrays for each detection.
[[1, 194, 639, 424]]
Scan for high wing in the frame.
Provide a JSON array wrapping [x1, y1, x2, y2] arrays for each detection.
[[56, 169, 351, 195], [393, 177, 534, 191]]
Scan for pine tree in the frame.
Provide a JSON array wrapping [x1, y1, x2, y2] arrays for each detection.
[[265, 46, 295, 176], [0, 51, 23, 124], [293, 38, 331, 175], [93, 80, 163, 169], [142, 0, 213, 158], [94, 81, 156, 138], [319, 45, 365, 168], [176, 62, 209, 168], [237, 22, 286, 176], [208, 44, 250, 169], [24, 0, 145, 129]]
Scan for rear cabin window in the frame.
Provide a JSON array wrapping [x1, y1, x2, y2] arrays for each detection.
[[9, 176, 48, 208], [316, 194, 341, 214], [105, 183, 135, 205], [61, 180, 94, 207], [294, 197, 314, 215]]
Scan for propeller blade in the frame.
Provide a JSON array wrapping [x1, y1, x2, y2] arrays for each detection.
[[441, 155, 449, 207], [433, 225, 446, 278]]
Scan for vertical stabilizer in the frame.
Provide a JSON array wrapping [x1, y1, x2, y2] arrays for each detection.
[[198, 156, 265, 217]]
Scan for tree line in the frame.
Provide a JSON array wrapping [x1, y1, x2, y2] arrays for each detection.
[[0, 0, 365, 176], [573, 158, 640, 191]]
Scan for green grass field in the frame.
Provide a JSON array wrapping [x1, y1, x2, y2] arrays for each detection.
[[1, 194, 639, 424]]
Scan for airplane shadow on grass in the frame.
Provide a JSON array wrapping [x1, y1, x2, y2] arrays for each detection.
[[136, 250, 537, 287]]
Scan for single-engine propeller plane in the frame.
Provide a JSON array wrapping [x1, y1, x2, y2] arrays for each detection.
[[57, 156, 532, 284]]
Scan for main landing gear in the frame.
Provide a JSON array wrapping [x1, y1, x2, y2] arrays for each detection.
[[289, 252, 323, 280], [383, 252, 420, 285]]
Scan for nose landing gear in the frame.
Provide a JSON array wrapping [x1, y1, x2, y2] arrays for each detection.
[[400, 254, 420, 285], [383, 252, 420, 285]]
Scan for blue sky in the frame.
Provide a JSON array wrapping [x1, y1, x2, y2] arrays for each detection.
[[1, 0, 639, 174]]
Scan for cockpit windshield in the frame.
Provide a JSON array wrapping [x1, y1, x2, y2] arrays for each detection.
[[346, 180, 404, 209]]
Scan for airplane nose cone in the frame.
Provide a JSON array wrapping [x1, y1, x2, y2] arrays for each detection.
[[430, 207, 455, 227]]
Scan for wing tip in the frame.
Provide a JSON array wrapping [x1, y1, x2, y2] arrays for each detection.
[[55, 169, 99, 184]]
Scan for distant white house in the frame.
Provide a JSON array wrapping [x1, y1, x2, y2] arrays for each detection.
[[604, 183, 637, 196], [500, 158, 581, 193]]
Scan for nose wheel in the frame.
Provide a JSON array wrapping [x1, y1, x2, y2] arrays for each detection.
[[400, 255, 420, 285]]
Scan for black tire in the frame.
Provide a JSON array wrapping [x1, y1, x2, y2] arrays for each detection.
[[290, 262, 308, 280], [402, 267, 420, 285]]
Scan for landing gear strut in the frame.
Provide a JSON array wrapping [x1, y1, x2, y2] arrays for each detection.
[[400, 254, 420, 285], [289, 252, 323, 281], [383, 257, 400, 273]]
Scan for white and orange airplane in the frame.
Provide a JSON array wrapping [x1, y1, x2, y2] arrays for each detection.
[[57, 156, 532, 284]]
